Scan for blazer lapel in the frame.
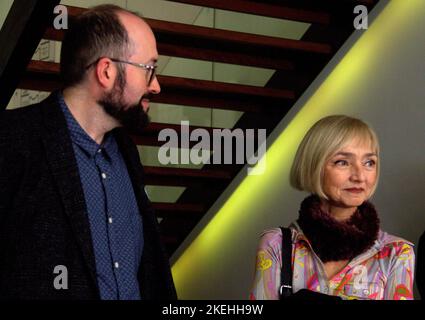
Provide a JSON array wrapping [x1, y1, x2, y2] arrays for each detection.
[[39, 93, 98, 291]]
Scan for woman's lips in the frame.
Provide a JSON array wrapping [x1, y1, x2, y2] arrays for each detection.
[[345, 188, 364, 193]]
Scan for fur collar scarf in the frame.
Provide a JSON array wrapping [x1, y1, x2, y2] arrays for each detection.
[[297, 194, 380, 263]]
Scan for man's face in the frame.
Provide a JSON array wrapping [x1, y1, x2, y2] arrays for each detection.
[[97, 68, 151, 133], [98, 14, 160, 133]]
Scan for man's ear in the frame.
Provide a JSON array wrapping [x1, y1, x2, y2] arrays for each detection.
[[95, 57, 116, 89]]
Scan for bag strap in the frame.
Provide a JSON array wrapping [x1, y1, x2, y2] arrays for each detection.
[[279, 227, 293, 299]]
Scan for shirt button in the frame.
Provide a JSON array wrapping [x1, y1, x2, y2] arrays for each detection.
[[101, 173, 107, 179], [114, 262, 119, 269], [97, 149, 102, 154], [108, 217, 113, 224]]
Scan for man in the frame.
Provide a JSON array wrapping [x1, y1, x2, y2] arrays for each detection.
[[0, 5, 176, 300]]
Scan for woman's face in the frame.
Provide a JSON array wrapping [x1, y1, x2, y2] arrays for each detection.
[[322, 138, 378, 211]]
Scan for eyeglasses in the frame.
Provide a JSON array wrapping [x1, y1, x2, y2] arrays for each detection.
[[85, 57, 157, 86], [110, 58, 157, 86]]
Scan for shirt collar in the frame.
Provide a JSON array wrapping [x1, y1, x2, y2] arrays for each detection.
[[57, 92, 118, 159]]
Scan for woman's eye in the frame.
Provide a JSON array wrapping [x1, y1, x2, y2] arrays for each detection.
[[334, 160, 348, 166], [365, 160, 376, 167]]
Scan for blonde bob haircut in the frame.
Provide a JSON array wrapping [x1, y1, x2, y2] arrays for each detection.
[[290, 115, 380, 200]]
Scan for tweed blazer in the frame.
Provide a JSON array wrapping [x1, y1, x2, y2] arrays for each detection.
[[0, 93, 177, 300]]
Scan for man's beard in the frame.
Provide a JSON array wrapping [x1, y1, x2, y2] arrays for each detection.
[[97, 70, 150, 134]]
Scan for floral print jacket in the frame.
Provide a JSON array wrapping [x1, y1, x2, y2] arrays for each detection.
[[250, 222, 415, 300]]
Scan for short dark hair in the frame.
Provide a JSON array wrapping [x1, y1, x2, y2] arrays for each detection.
[[60, 4, 136, 87]]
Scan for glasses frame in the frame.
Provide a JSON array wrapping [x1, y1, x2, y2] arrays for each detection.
[[85, 57, 157, 86], [110, 58, 157, 86]]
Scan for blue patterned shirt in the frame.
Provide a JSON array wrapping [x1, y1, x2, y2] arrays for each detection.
[[58, 93, 144, 300]]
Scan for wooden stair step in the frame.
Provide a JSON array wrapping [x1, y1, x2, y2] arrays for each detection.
[[145, 166, 231, 179], [167, 0, 377, 25], [131, 122, 218, 148], [153, 75, 295, 111], [152, 202, 205, 217], [148, 19, 332, 54], [144, 166, 232, 187], [159, 235, 179, 246], [141, 122, 216, 136], [20, 60, 296, 112], [48, 6, 331, 54], [43, 6, 332, 70], [166, 0, 331, 24], [275, 0, 377, 7]]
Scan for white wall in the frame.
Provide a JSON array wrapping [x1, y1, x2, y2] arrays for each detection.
[[172, 0, 425, 299]]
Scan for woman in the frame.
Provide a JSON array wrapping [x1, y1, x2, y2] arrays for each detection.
[[250, 115, 415, 300]]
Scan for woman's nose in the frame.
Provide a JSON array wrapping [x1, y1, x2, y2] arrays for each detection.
[[350, 163, 365, 181]]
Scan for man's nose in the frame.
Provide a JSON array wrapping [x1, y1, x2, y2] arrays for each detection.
[[149, 76, 161, 94]]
